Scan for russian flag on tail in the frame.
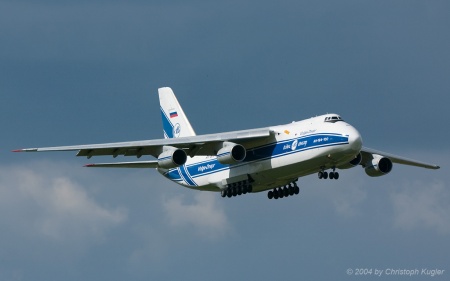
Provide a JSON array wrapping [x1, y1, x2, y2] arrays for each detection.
[[170, 111, 178, 118]]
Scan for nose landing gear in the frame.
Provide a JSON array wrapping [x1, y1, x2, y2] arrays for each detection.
[[318, 168, 339, 180]]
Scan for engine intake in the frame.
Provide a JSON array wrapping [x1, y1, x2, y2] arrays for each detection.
[[365, 155, 393, 177], [217, 142, 246, 165], [158, 147, 187, 169]]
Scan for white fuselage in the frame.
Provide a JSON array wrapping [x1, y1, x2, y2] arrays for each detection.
[[159, 114, 362, 192]]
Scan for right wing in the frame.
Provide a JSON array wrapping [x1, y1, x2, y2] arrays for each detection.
[[361, 147, 440, 170], [14, 127, 273, 159]]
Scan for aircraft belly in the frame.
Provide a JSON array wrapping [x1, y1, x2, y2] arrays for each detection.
[[249, 145, 355, 192]]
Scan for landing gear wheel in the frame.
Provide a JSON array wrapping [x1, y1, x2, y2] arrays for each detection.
[[221, 190, 226, 198], [267, 181, 300, 199], [273, 189, 279, 199], [289, 186, 294, 196], [334, 172, 339, 179], [323, 171, 328, 179], [329, 172, 335, 179], [318, 171, 324, 179], [283, 187, 289, 197]]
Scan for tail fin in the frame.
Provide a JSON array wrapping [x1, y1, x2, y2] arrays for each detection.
[[158, 87, 196, 139]]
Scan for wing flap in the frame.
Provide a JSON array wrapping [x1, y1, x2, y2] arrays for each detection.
[[361, 147, 440, 170]]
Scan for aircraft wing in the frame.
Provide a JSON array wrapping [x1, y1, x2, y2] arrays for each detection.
[[14, 128, 273, 158], [361, 147, 440, 169], [84, 161, 159, 168]]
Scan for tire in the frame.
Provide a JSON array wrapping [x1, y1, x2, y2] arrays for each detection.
[[289, 186, 294, 196], [273, 190, 279, 199]]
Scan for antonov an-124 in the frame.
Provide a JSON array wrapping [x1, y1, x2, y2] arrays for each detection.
[[14, 87, 440, 199]]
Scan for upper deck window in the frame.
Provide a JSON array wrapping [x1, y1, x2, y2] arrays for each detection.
[[324, 115, 344, 123]]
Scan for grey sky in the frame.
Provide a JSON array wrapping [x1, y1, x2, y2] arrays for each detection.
[[1, 1, 449, 280]]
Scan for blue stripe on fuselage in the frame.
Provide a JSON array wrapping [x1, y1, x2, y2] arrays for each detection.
[[179, 165, 197, 186], [165, 169, 183, 182], [163, 133, 349, 186]]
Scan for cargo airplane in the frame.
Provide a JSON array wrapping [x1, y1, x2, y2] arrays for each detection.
[[14, 87, 440, 199]]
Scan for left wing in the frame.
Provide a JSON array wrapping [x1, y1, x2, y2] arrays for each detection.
[[84, 161, 159, 168], [13, 127, 272, 159], [361, 147, 440, 169]]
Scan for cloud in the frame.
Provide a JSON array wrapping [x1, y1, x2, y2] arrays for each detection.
[[34, 177, 126, 240], [390, 180, 450, 234], [331, 187, 367, 217], [163, 191, 231, 239], [0, 162, 127, 242]]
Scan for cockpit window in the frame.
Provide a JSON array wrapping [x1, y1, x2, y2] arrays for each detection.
[[324, 115, 344, 123]]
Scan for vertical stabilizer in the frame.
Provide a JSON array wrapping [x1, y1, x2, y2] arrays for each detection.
[[158, 87, 196, 139]]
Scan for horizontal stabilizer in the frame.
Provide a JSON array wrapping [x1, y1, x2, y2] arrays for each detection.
[[84, 160, 159, 168]]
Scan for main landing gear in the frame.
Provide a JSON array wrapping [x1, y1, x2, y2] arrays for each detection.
[[267, 181, 300, 200], [221, 180, 253, 198], [318, 168, 339, 180]]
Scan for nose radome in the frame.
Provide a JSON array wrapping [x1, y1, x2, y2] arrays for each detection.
[[347, 126, 363, 152]]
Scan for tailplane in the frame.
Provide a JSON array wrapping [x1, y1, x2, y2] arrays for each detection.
[[158, 87, 196, 139]]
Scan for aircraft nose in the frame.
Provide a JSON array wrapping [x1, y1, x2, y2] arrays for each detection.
[[347, 126, 363, 152]]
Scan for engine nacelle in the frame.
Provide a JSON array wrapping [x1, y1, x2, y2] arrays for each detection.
[[158, 147, 187, 169], [365, 155, 393, 177], [217, 142, 246, 165], [338, 153, 362, 169]]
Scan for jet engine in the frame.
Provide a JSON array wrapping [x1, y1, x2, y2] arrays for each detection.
[[365, 155, 393, 177], [217, 142, 247, 165], [158, 147, 187, 169]]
